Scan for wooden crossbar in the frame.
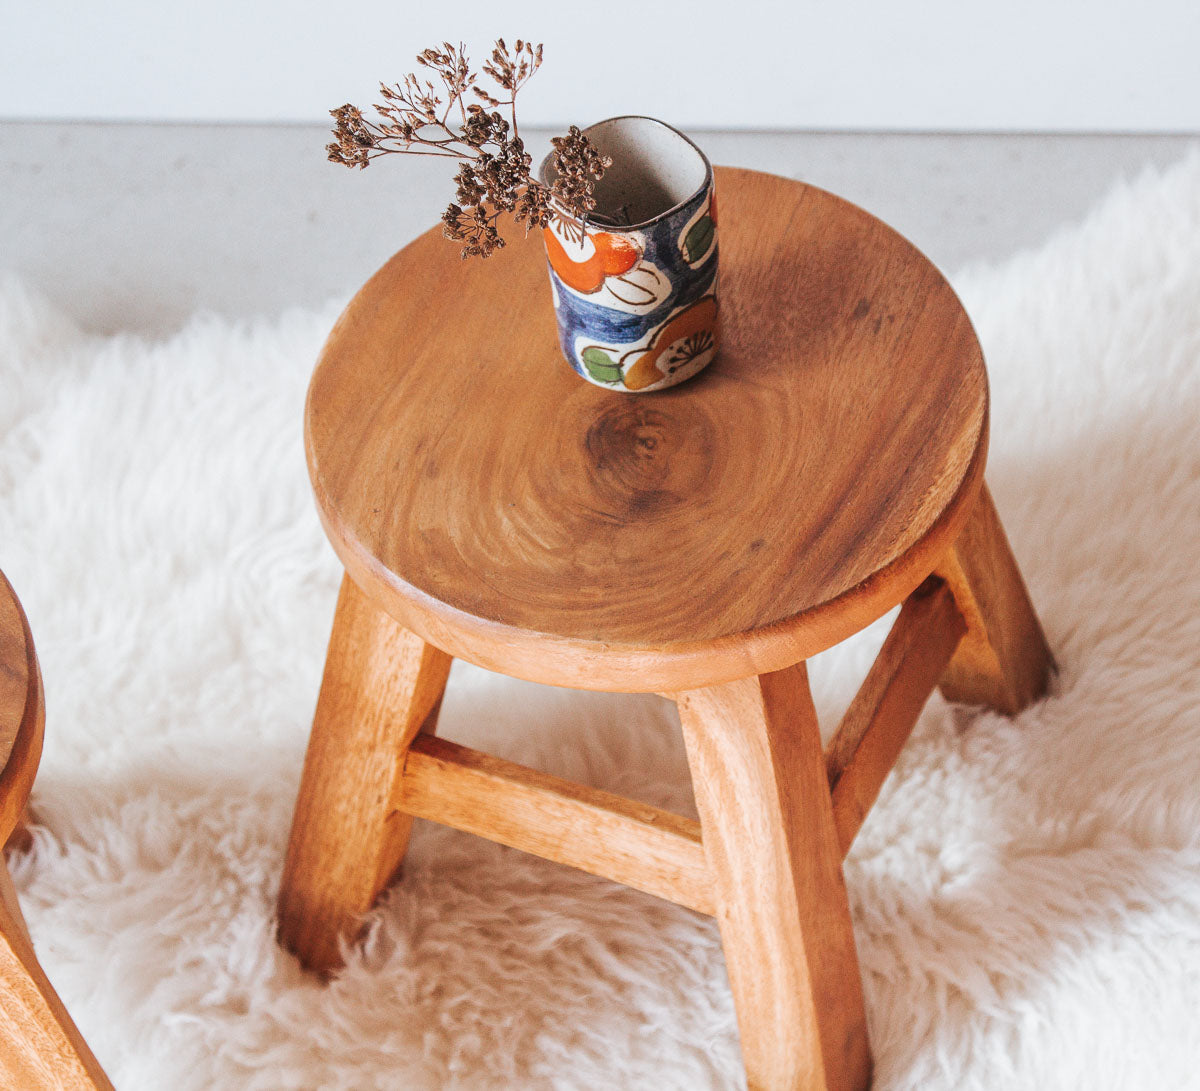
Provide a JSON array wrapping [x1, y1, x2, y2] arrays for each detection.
[[825, 577, 967, 856], [390, 578, 967, 915], [395, 735, 715, 916]]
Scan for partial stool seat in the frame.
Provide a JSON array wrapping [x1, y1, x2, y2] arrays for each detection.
[[278, 168, 1053, 1091], [0, 570, 114, 1090]]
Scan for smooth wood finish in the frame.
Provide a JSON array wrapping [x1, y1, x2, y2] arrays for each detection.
[[284, 169, 1057, 1089], [306, 167, 988, 692], [5, 806, 37, 857], [397, 735, 713, 915], [676, 663, 871, 1091], [277, 574, 452, 973], [0, 571, 113, 1090], [936, 484, 1055, 714], [0, 868, 114, 1091], [826, 578, 967, 856], [0, 575, 33, 811]]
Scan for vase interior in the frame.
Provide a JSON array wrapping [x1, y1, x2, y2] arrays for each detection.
[[543, 116, 709, 230]]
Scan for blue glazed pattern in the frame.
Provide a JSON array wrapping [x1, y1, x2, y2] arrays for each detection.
[[540, 141, 719, 392]]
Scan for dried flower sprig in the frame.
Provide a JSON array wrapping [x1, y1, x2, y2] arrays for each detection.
[[327, 40, 611, 259]]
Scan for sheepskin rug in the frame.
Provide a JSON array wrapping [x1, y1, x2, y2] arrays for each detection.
[[2, 148, 1200, 1090]]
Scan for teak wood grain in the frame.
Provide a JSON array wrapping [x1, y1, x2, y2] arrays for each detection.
[[0, 574, 31, 802], [277, 575, 452, 973], [284, 168, 1058, 1090], [676, 663, 871, 1091], [935, 484, 1055, 713], [0, 870, 113, 1091], [0, 572, 114, 1090], [397, 735, 713, 915], [825, 578, 967, 856], [305, 167, 988, 692]]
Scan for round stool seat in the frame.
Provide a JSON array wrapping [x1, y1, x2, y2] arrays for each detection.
[[306, 167, 987, 691]]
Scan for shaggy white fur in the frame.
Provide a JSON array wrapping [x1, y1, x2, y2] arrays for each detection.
[[2, 148, 1199, 1090]]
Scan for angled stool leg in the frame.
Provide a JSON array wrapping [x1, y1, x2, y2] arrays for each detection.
[[936, 483, 1055, 715], [0, 865, 114, 1090], [4, 806, 36, 856], [278, 574, 452, 973], [676, 663, 871, 1091]]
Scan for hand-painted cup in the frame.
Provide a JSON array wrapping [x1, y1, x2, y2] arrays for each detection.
[[538, 116, 718, 393]]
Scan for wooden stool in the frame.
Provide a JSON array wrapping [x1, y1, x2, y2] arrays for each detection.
[[278, 168, 1053, 1090], [0, 570, 114, 1090]]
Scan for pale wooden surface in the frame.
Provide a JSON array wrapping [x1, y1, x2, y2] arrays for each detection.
[[277, 575, 452, 973], [826, 578, 967, 856], [397, 735, 713, 915], [936, 484, 1055, 714], [0, 571, 113, 1089], [306, 167, 988, 692], [0, 869, 113, 1091], [676, 664, 871, 1091]]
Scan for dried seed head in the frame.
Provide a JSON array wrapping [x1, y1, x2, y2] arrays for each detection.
[[326, 40, 600, 257]]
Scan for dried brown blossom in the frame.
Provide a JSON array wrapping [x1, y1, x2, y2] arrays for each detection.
[[326, 40, 609, 259], [326, 105, 378, 169], [548, 125, 612, 219]]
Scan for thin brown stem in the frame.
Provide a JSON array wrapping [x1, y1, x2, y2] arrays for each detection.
[[371, 146, 469, 160], [329, 40, 605, 259]]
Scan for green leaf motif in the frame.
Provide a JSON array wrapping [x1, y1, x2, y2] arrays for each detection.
[[581, 347, 622, 383], [683, 216, 715, 264]]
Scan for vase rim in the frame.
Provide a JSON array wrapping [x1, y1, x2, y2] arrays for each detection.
[[538, 115, 713, 232]]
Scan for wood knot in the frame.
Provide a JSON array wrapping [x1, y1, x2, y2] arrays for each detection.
[[584, 404, 714, 518]]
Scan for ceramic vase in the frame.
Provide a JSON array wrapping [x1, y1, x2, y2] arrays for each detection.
[[538, 116, 719, 393]]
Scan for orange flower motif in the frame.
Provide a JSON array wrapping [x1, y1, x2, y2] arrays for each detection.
[[543, 228, 640, 293], [622, 296, 719, 390]]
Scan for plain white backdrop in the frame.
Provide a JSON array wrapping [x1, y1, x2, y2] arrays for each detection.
[[2, 0, 1198, 130]]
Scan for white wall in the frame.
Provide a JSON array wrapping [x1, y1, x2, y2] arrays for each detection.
[[2, 0, 1198, 131]]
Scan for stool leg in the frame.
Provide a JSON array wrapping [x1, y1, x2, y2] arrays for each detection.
[[4, 805, 36, 857], [0, 863, 114, 1090], [277, 574, 452, 973], [936, 482, 1055, 715], [676, 662, 871, 1091]]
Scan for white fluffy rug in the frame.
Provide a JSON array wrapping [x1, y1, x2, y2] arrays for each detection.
[[3, 149, 1200, 1090]]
